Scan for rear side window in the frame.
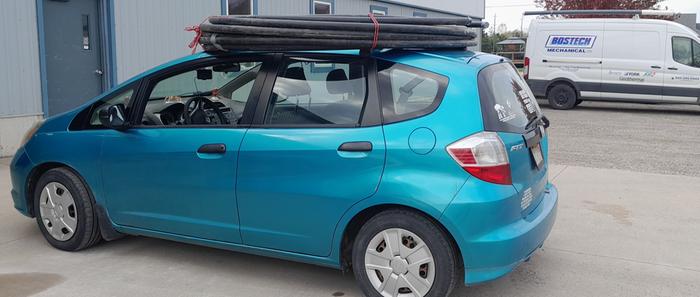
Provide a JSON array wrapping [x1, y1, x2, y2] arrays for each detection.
[[478, 63, 541, 133], [378, 62, 448, 124], [265, 59, 367, 126]]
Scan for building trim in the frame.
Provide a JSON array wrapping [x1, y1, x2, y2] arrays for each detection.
[[0, 113, 45, 120], [103, 0, 118, 89], [35, 0, 49, 118], [375, 0, 482, 19]]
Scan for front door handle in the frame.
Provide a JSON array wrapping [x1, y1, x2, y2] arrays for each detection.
[[668, 67, 679, 71], [198, 143, 226, 154], [651, 65, 661, 69], [338, 141, 373, 152]]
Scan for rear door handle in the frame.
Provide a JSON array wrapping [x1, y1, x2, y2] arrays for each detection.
[[651, 65, 662, 69], [198, 143, 226, 154], [338, 141, 373, 152]]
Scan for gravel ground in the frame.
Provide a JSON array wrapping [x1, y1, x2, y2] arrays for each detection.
[[540, 100, 700, 177]]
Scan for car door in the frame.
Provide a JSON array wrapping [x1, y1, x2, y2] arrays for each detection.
[[101, 55, 271, 243], [600, 23, 666, 101], [236, 55, 386, 256], [663, 35, 700, 103]]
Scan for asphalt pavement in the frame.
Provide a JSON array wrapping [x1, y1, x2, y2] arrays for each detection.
[[1, 101, 699, 297]]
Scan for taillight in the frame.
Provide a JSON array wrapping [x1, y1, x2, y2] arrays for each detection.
[[523, 57, 530, 80], [446, 132, 512, 185]]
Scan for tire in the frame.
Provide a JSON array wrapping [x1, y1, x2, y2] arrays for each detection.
[[575, 99, 583, 106], [352, 209, 460, 297], [547, 83, 578, 110], [34, 168, 101, 251]]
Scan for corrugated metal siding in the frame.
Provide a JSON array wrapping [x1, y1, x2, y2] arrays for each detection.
[[113, 0, 220, 83], [259, 0, 482, 50], [0, 0, 43, 117]]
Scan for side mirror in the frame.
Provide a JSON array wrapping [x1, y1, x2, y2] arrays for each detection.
[[98, 104, 130, 130]]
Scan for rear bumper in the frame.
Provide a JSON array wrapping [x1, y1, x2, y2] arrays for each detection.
[[442, 182, 558, 285]]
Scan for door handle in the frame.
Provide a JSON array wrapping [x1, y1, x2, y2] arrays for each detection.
[[668, 67, 679, 71], [338, 141, 373, 152], [651, 65, 661, 69], [198, 143, 226, 154]]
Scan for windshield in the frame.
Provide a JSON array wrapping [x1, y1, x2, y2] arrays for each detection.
[[478, 63, 541, 133]]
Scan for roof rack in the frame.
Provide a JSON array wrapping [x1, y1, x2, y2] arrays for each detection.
[[524, 10, 679, 18], [190, 15, 486, 53]]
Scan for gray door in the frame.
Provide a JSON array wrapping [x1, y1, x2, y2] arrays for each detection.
[[43, 0, 104, 116]]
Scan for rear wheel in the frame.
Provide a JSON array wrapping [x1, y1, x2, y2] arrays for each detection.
[[34, 168, 101, 251], [352, 210, 460, 297], [547, 83, 578, 110]]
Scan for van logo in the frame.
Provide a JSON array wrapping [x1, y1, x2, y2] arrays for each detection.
[[546, 35, 597, 53]]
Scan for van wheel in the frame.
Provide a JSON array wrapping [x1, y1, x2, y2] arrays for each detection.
[[575, 99, 583, 106], [547, 84, 577, 110], [34, 168, 102, 251], [352, 210, 460, 297]]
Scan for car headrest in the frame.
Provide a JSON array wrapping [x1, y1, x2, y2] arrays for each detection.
[[326, 69, 353, 95], [274, 67, 311, 97]]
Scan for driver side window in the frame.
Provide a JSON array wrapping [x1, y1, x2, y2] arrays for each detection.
[[672, 37, 700, 68], [140, 60, 262, 126]]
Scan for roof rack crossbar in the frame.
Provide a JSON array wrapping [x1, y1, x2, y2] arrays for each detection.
[[523, 10, 678, 17]]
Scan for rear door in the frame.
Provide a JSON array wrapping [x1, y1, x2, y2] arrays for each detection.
[[236, 55, 385, 256], [479, 63, 548, 214]]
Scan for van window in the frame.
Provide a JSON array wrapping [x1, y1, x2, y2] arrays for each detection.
[[672, 37, 700, 68], [377, 62, 448, 124], [478, 63, 541, 133]]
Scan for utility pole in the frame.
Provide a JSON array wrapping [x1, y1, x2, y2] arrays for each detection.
[[492, 13, 497, 53]]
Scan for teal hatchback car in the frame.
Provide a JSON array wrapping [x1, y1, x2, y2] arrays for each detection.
[[11, 49, 557, 297]]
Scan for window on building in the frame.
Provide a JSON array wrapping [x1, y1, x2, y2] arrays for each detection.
[[413, 11, 428, 17], [370, 5, 388, 16], [266, 59, 367, 126], [228, 0, 252, 15], [313, 1, 332, 15]]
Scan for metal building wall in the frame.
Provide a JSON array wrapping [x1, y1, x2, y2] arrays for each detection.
[[113, 0, 221, 83], [0, 0, 43, 117]]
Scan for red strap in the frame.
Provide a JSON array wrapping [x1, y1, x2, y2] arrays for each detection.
[[368, 13, 380, 50], [185, 25, 202, 54]]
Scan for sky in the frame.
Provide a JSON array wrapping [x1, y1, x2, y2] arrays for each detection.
[[484, 0, 700, 33]]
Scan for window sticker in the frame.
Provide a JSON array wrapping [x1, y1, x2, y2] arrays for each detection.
[[494, 102, 516, 122]]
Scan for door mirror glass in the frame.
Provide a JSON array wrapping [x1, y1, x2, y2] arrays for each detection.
[[98, 104, 129, 130]]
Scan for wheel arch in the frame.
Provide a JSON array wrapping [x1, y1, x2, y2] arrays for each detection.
[[25, 162, 77, 217], [545, 78, 581, 99], [339, 204, 463, 275]]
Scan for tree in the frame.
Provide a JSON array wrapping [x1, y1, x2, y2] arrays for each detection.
[[535, 0, 663, 11]]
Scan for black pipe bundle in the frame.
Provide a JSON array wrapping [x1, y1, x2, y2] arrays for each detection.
[[197, 15, 486, 52]]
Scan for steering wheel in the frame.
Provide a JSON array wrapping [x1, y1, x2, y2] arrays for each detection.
[[183, 96, 228, 125]]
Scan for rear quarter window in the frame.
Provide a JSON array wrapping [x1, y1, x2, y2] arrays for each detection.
[[478, 63, 541, 133], [377, 62, 448, 124]]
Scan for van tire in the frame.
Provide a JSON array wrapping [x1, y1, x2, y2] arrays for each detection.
[[547, 84, 578, 110]]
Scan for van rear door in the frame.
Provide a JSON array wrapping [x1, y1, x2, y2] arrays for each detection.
[[478, 63, 548, 215]]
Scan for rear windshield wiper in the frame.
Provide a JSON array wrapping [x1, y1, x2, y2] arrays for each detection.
[[525, 114, 550, 131]]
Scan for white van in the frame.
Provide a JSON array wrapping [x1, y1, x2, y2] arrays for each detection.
[[524, 17, 700, 109]]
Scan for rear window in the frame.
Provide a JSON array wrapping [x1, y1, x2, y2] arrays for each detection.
[[378, 62, 448, 124], [478, 63, 541, 133]]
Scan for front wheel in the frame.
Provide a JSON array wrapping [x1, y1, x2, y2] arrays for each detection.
[[352, 210, 460, 297], [34, 168, 102, 251]]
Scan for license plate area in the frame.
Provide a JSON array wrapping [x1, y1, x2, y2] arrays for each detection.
[[531, 143, 544, 170]]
